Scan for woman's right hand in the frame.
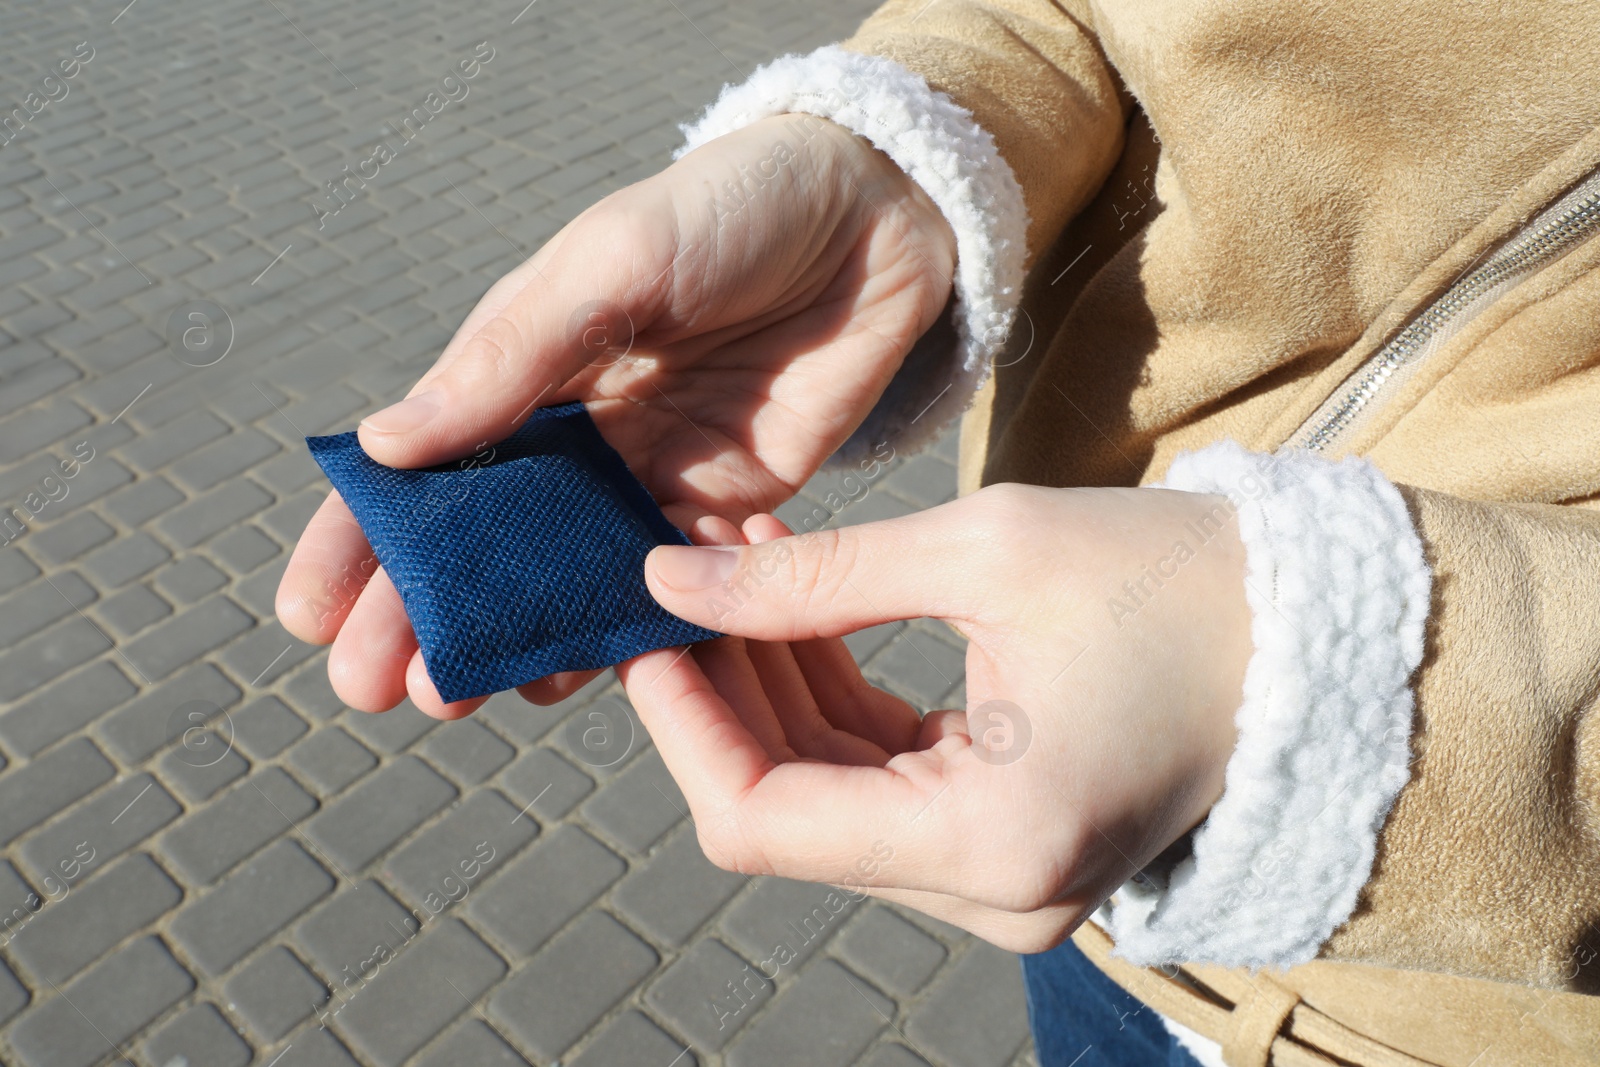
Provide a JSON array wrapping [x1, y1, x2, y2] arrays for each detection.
[[276, 113, 958, 717]]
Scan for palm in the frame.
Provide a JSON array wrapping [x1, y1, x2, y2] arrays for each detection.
[[277, 114, 954, 718], [570, 184, 949, 522]]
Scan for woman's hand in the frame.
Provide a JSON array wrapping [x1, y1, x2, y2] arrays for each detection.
[[275, 114, 957, 718], [625, 485, 1253, 952]]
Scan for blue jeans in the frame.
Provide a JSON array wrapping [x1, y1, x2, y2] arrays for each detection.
[[1022, 939, 1204, 1067]]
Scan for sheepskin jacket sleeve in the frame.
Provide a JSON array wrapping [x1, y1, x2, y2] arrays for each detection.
[[675, 0, 1600, 1001]]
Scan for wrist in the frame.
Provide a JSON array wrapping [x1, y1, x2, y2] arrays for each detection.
[[1164, 491, 1252, 829]]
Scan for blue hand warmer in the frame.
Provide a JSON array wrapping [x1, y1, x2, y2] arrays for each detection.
[[306, 402, 720, 703]]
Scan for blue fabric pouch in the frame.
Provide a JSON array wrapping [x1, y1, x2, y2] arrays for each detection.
[[306, 401, 720, 703]]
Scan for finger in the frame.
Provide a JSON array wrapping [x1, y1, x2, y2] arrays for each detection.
[[618, 643, 779, 823], [276, 492, 378, 644], [627, 648, 953, 882], [405, 649, 490, 721], [647, 499, 990, 641], [742, 639, 891, 765], [743, 513, 921, 754], [326, 566, 415, 713], [356, 207, 676, 469], [916, 708, 970, 748], [515, 511, 728, 709], [689, 513, 743, 548], [516, 669, 604, 706]]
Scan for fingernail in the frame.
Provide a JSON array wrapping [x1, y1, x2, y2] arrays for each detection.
[[652, 545, 740, 590], [361, 392, 440, 435]]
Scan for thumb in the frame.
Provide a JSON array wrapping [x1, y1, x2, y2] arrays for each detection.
[[356, 207, 672, 468], [645, 503, 987, 639]]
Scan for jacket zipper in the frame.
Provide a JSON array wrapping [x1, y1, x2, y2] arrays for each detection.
[[1284, 167, 1600, 454]]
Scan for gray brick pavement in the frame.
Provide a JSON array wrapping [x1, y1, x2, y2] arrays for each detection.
[[0, 0, 1039, 1063]]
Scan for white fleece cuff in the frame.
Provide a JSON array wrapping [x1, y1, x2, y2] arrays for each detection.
[[675, 44, 1029, 463], [1108, 442, 1432, 970]]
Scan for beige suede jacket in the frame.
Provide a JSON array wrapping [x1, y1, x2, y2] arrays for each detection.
[[678, 2, 1600, 1064]]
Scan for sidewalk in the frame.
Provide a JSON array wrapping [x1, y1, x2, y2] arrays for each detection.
[[0, 1, 1034, 1065]]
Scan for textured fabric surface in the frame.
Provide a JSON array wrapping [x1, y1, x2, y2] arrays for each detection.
[[307, 402, 720, 703], [1110, 441, 1431, 970]]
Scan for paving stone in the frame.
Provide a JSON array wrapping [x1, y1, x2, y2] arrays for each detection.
[[294, 880, 425, 980], [0, 858, 37, 923], [864, 627, 968, 709], [274, 1024, 365, 1067], [160, 767, 318, 885], [152, 554, 229, 603], [158, 734, 250, 802], [860, 1044, 936, 1067], [230, 695, 309, 759], [476, 684, 582, 745], [6, 936, 193, 1067], [98, 474, 184, 528], [121, 410, 231, 473], [488, 912, 658, 1062], [18, 773, 181, 887], [881, 451, 957, 509], [169, 839, 335, 977], [0, 956, 25, 1029], [286, 726, 377, 797], [305, 755, 458, 873], [0, 661, 135, 757], [5, 853, 183, 986], [222, 945, 329, 1042], [0, 546, 41, 596], [648, 938, 773, 1051], [382, 791, 536, 911], [169, 426, 282, 492], [208, 523, 281, 574], [327, 918, 506, 1067], [0, 738, 115, 847], [157, 478, 274, 548], [614, 824, 748, 947], [339, 700, 440, 753], [281, 657, 346, 721], [94, 581, 173, 637], [415, 1017, 531, 1067], [905, 943, 1031, 1067], [0, 399, 93, 466], [834, 905, 949, 997], [27, 512, 113, 565], [0, 618, 113, 710], [720, 877, 863, 973], [253, 447, 326, 495], [0, 570, 97, 648], [259, 486, 326, 544], [725, 960, 892, 1067], [579, 748, 687, 854], [217, 620, 319, 685], [466, 825, 625, 957], [419, 719, 515, 786], [569, 1010, 696, 1067], [139, 1002, 252, 1067], [496, 746, 593, 822], [98, 661, 242, 763], [122, 594, 254, 680]]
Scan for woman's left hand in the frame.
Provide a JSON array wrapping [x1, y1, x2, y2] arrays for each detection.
[[624, 484, 1254, 952]]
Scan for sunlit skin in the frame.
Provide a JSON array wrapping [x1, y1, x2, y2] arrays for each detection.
[[628, 490, 1249, 953], [275, 114, 1253, 952], [277, 113, 955, 716]]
